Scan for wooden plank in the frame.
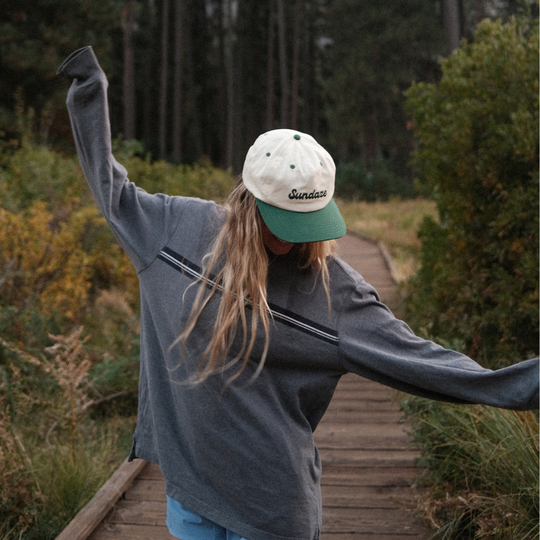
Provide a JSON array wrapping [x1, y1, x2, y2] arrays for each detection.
[[318, 439, 413, 451], [320, 410, 404, 423], [104, 499, 166, 525], [324, 399, 400, 412], [317, 433, 413, 447], [321, 467, 422, 487], [329, 389, 396, 399], [55, 458, 148, 540], [321, 507, 428, 535], [125, 479, 166, 501], [321, 486, 420, 508], [323, 534, 429, 540], [331, 378, 389, 389], [317, 421, 412, 438], [331, 379, 397, 389], [137, 462, 164, 480], [319, 449, 421, 467]]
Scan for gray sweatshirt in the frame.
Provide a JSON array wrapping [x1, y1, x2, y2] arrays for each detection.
[[58, 46, 539, 540]]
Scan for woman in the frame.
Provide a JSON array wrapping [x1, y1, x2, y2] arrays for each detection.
[[58, 47, 538, 540]]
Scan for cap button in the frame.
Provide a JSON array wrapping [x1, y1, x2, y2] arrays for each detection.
[[294, 134, 301, 140]]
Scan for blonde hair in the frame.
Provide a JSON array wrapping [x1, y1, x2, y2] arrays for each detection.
[[176, 181, 336, 385]]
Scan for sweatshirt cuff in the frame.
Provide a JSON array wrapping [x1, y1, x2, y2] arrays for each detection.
[[56, 46, 103, 81]]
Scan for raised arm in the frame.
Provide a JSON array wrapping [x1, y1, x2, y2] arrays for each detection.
[[57, 46, 186, 271], [338, 283, 539, 411]]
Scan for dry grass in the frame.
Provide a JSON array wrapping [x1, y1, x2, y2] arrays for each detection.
[[0, 330, 137, 539], [401, 396, 539, 540], [336, 197, 438, 282]]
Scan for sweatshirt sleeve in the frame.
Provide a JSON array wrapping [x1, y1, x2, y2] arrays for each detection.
[[337, 281, 539, 411], [57, 46, 187, 271]]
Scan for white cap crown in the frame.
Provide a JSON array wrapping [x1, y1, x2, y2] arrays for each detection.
[[242, 129, 336, 213]]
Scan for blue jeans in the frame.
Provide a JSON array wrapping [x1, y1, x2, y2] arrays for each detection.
[[166, 496, 249, 540]]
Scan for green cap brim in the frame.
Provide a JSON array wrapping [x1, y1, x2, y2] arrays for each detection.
[[256, 198, 346, 243]]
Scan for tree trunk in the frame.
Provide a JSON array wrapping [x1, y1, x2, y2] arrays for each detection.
[[142, 0, 157, 145], [239, 1, 258, 154], [122, 0, 136, 140], [276, 0, 289, 127], [442, 0, 461, 53], [191, 0, 212, 160], [364, 108, 379, 169], [186, 5, 203, 160], [223, 0, 235, 169], [159, 0, 170, 159], [290, 0, 301, 130], [266, 0, 276, 131], [301, 5, 314, 134], [173, 0, 184, 162]]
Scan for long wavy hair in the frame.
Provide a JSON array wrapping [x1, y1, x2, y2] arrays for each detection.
[[176, 180, 336, 385]]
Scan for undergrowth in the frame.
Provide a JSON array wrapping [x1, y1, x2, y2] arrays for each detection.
[[399, 16, 539, 539], [0, 330, 136, 540], [0, 138, 234, 538], [400, 395, 539, 539]]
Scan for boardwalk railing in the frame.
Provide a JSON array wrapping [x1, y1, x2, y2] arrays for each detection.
[[55, 459, 147, 540]]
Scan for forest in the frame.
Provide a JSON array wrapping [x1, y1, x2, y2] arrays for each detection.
[[0, 1, 538, 539], [1, 0, 535, 194]]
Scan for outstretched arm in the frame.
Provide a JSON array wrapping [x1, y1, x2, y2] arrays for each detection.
[[57, 46, 187, 271], [338, 283, 539, 411]]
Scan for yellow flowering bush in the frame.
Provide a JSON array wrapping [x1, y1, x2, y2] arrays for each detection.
[[0, 201, 137, 341]]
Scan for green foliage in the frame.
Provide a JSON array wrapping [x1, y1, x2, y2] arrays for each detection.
[[0, 141, 87, 212], [400, 396, 539, 539], [86, 288, 141, 417], [404, 17, 539, 366], [0, 200, 137, 343], [0, 405, 134, 540], [112, 139, 236, 203], [0, 139, 236, 537], [325, 0, 445, 176], [0, 140, 233, 345], [3, 1, 537, 172], [335, 154, 416, 201], [0, 0, 122, 141]]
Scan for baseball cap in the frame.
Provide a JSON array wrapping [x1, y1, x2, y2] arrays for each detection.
[[242, 129, 346, 243]]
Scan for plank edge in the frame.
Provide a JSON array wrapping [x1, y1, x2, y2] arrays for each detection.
[[55, 458, 148, 540]]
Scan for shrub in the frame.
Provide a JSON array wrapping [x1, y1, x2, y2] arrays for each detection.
[[0, 401, 135, 540], [112, 138, 236, 202], [0, 139, 234, 346], [0, 141, 87, 213], [404, 17, 539, 366], [0, 138, 236, 212], [335, 154, 415, 201], [0, 139, 235, 537], [0, 201, 137, 345], [401, 396, 539, 539], [0, 331, 137, 540]]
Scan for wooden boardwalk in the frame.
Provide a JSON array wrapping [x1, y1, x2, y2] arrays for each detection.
[[57, 233, 431, 540]]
